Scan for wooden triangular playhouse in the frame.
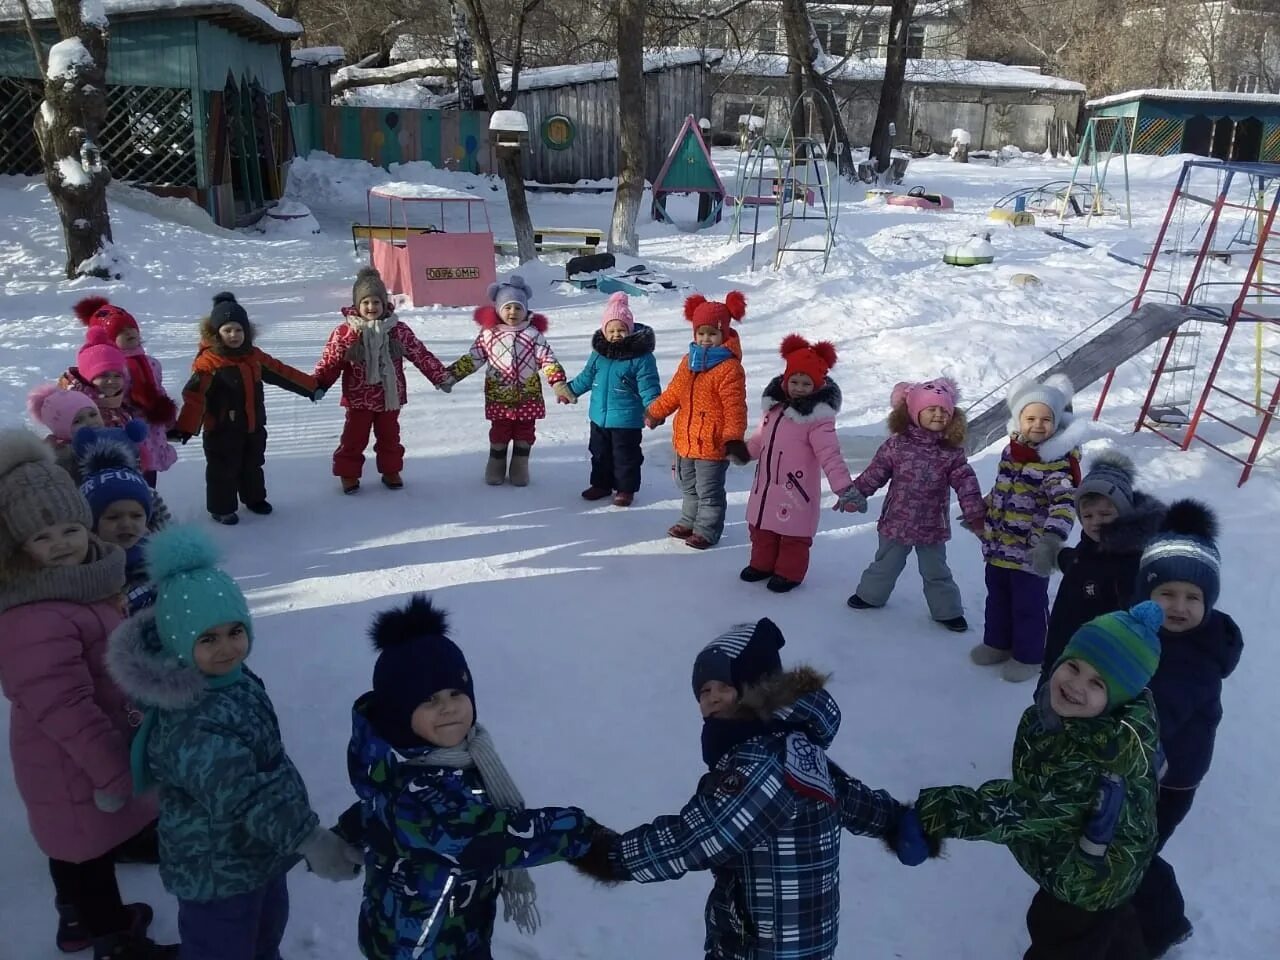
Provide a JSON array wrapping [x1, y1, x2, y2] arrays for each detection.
[[651, 114, 727, 229]]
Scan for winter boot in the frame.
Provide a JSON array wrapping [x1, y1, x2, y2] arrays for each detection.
[[508, 443, 532, 486], [381, 472, 403, 489], [581, 486, 611, 501], [244, 500, 272, 515], [57, 903, 153, 954], [91, 929, 178, 960], [209, 512, 239, 525], [938, 616, 969, 633], [969, 642, 1011, 666], [685, 533, 712, 550], [1150, 919, 1194, 959], [485, 444, 508, 485], [341, 478, 360, 494], [611, 492, 633, 507], [667, 524, 694, 540], [846, 594, 876, 610], [1001, 660, 1040, 683], [740, 566, 771, 583], [766, 575, 801, 593]]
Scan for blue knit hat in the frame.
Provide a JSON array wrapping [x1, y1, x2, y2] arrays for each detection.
[[487, 274, 532, 314], [1137, 499, 1221, 611], [1059, 601, 1163, 708], [369, 595, 474, 748], [692, 618, 785, 697], [74, 421, 153, 523], [147, 526, 253, 665]]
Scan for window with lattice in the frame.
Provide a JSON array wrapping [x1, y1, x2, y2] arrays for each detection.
[[102, 86, 198, 187], [0, 77, 44, 176]]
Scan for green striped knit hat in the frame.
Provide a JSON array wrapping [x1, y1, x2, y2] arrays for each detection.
[[1058, 601, 1163, 708]]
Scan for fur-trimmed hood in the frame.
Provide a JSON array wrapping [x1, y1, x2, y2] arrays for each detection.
[[106, 607, 207, 711], [473, 305, 549, 333], [728, 665, 841, 749], [1095, 491, 1167, 555], [590, 323, 655, 360], [760, 375, 843, 423], [198, 314, 257, 354]]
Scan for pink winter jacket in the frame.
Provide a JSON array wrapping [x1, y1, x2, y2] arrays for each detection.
[[744, 378, 853, 539], [852, 425, 986, 545], [0, 547, 156, 862]]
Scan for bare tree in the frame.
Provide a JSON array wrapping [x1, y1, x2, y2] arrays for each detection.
[[449, 0, 478, 109], [779, 0, 857, 176], [23, 0, 115, 279], [868, 0, 913, 176], [610, 0, 647, 255]]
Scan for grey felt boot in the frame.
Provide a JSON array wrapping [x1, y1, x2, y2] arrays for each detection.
[[508, 442, 532, 486], [485, 444, 508, 485]]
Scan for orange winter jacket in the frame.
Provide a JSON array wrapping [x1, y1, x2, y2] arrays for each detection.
[[647, 334, 747, 460]]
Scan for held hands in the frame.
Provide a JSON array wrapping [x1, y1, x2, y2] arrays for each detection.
[[311, 386, 327, 403], [1029, 533, 1064, 576], [435, 374, 455, 393], [833, 485, 867, 513], [570, 822, 626, 886], [644, 414, 664, 430], [298, 826, 362, 882], [957, 515, 985, 537], [93, 790, 126, 814], [887, 807, 940, 866], [553, 382, 577, 405], [724, 439, 751, 465]]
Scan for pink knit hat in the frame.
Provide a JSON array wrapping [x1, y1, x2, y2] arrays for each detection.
[[601, 291, 634, 334], [77, 327, 127, 382], [27, 383, 99, 440], [892, 377, 959, 425]]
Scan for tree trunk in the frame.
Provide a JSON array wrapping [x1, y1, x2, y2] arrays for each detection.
[[609, 0, 646, 256], [780, 0, 857, 178], [29, 0, 114, 279], [457, 0, 537, 263], [450, 0, 478, 111], [869, 0, 915, 179]]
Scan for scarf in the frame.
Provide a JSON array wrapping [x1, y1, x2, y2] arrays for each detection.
[[1009, 435, 1082, 486], [418, 725, 540, 935], [0, 538, 125, 613], [688, 343, 734, 373], [701, 716, 773, 768], [121, 346, 163, 417], [348, 313, 401, 412]]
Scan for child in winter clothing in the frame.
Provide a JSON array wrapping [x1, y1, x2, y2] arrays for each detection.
[[916, 603, 1165, 960], [725, 335, 858, 592], [106, 525, 361, 960], [843, 378, 986, 631], [76, 421, 165, 615], [571, 618, 924, 960], [1038, 452, 1167, 690], [314, 268, 451, 493], [173, 292, 320, 525], [60, 329, 137, 432], [0, 429, 171, 960], [973, 375, 1084, 682], [565, 291, 662, 507], [334, 595, 597, 960], [1130, 501, 1241, 957], [445, 275, 572, 487], [75, 297, 177, 486], [645, 292, 749, 549], [27, 382, 105, 476]]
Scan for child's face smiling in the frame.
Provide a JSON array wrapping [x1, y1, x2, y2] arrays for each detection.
[[786, 373, 815, 398], [917, 405, 951, 432], [499, 303, 526, 325], [193, 622, 249, 675], [603, 320, 629, 342], [698, 680, 738, 719], [71, 406, 104, 432], [91, 371, 125, 400], [1151, 581, 1206, 632], [694, 325, 724, 348], [411, 689, 475, 747], [217, 322, 245, 349], [357, 295, 385, 322], [22, 522, 89, 567], [1018, 402, 1055, 443], [115, 328, 141, 351], [97, 499, 147, 550], [1079, 498, 1120, 541], [1048, 658, 1108, 719]]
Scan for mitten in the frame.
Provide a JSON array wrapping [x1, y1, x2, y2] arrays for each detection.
[[435, 375, 454, 393], [883, 806, 940, 866], [570, 825, 626, 886], [311, 387, 327, 403], [389, 339, 405, 359], [644, 414, 664, 430], [1029, 534, 1064, 576], [1056, 545, 1078, 574], [1079, 774, 1125, 858], [724, 439, 751, 465], [553, 382, 576, 404], [298, 826, 362, 881], [833, 485, 867, 513], [93, 790, 126, 814]]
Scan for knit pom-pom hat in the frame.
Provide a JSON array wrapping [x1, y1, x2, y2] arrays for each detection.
[[692, 618, 785, 697], [601, 291, 635, 334], [27, 384, 99, 440], [1006, 374, 1074, 435], [487, 274, 533, 314], [75, 296, 139, 341], [1076, 450, 1136, 516], [779, 334, 837, 389], [148, 525, 252, 666], [1058, 601, 1163, 708], [74, 421, 153, 523], [0, 429, 93, 561], [684, 291, 746, 337], [891, 378, 959, 425], [77, 328, 128, 383], [1137, 499, 1221, 611], [352, 267, 390, 310]]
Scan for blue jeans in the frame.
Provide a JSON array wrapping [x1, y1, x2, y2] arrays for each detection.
[[178, 873, 289, 960]]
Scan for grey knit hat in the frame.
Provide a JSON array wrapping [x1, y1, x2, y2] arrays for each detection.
[[1076, 450, 1135, 515], [0, 429, 93, 560], [352, 267, 390, 309], [487, 274, 532, 313], [1006, 374, 1074, 434]]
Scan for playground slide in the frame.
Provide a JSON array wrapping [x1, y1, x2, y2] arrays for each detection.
[[964, 302, 1221, 454]]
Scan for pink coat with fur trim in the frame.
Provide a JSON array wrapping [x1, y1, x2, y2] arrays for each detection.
[[0, 598, 157, 861], [446, 308, 567, 422], [744, 377, 854, 539]]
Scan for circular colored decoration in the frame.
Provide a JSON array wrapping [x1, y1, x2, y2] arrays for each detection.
[[541, 114, 576, 151], [464, 134, 478, 155], [385, 112, 399, 130]]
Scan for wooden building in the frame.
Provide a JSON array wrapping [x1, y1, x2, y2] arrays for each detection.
[[1087, 89, 1280, 163], [0, 0, 300, 227]]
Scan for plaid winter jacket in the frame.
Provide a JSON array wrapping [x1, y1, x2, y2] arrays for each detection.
[[447, 308, 566, 423], [609, 668, 899, 960], [915, 690, 1161, 912], [337, 695, 593, 960]]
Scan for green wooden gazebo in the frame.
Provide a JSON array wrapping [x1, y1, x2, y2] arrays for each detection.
[[1087, 89, 1280, 163], [0, 0, 301, 227]]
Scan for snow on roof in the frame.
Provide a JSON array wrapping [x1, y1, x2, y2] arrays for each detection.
[[292, 46, 344, 68], [717, 52, 1085, 93], [0, 0, 301, 39], [481, 48, 714, 94], [335, 58, 451, 88], [1086, 88, 1280, 108], [370, 181, 481, 201], [489, 110, 529, 133]]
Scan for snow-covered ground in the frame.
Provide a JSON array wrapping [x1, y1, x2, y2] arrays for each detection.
[[1, 148, 1278, 958]]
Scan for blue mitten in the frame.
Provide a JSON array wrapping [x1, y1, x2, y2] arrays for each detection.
[[1078, 774, 1125, 858], [891, 808, 934, 866]]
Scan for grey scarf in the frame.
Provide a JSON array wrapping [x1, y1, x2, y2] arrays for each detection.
[[348, 313, 401, 412], [418, 724, 540, 935], [0, 538, 125, 613]]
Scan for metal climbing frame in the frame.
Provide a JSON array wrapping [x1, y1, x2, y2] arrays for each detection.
[[1094, 160, 1280, 485], [1061, 116, 1133, 227], [773, 90, 842, 272], [729, 134, 784, 271]]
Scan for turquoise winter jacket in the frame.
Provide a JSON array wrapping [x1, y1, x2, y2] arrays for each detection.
[[107, 608, 318, 902], [567, 324, 662, 429]]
